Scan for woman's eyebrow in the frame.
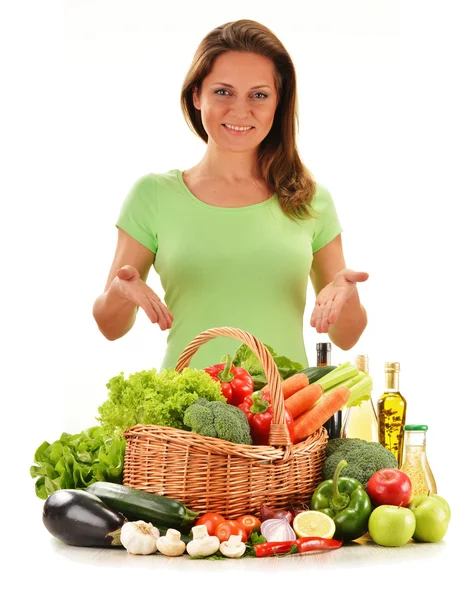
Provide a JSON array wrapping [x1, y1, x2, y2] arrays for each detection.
[[211, 82, 272, 89]]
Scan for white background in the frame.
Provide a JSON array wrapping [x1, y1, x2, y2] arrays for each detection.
[[2, 0, 472, 595]]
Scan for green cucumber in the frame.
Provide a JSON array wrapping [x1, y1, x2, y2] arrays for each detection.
[[87, 482, 199, 532], [298, 365, 337, 384]]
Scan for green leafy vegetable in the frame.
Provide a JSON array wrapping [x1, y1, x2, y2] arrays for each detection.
[[97, 367, 226, 437], [30, 426, 126, 499], [232, 343, 304, 390], [244, 531, 267, 557]]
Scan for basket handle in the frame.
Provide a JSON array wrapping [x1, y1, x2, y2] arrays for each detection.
[[174, 327, 292, 447]]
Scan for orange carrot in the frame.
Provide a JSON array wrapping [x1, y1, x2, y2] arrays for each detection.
[[293, 386, 350, 444], [284, 383, 324, 420], [260, 372, 309, 400]]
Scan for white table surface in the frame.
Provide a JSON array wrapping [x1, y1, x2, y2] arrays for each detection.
[[9, 489, 468, 600]]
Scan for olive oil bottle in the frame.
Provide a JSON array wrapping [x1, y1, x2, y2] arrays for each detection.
[[377, 362, 407, 466], [341, 355, 378, 442]]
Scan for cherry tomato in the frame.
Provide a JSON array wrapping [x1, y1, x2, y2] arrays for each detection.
[[236, 514, 262, 536], [195, 512, 226, 536], [215, 520, 248, 543]]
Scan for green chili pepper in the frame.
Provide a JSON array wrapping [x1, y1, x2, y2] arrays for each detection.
[[310, 459, 372, 541]]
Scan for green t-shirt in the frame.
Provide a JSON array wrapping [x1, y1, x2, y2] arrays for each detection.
[[116, 169, 343, 372]]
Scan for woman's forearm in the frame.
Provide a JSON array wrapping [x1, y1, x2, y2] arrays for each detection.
[[328, 290, 367, 351], [93, 286, 139, 341]]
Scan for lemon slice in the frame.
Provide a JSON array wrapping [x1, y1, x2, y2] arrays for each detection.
[[292, 511, 336, 539]]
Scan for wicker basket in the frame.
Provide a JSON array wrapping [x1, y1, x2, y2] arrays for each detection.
[[123, 327, 328, 519]]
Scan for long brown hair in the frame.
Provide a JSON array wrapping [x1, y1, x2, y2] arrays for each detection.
[[180, 19, 317, 221]]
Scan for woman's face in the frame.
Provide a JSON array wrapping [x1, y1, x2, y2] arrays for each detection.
[[193, 51, 279, 151]]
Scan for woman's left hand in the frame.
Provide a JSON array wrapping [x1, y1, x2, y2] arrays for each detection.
[[310, 269, 369, 333]]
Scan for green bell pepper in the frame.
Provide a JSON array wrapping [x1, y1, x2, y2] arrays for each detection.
[[310, 459, 372, 541]]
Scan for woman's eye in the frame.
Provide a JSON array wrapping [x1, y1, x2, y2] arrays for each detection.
[[214, 89, 267, 99]]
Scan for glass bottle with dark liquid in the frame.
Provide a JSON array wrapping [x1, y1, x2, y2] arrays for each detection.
[[317, 342, 341, 438]]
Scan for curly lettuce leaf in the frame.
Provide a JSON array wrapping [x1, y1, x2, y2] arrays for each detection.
[[30, 426, 126, 499], [96, 367, 226, 436]]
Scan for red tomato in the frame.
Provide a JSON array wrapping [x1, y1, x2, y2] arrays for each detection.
[[236, 514, 261, 536], [195, 512, 226, 536], [215, 520, 248, 543]]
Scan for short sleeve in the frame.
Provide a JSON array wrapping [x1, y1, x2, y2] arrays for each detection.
[[311, 183, 343, 253], [115, 174, 159, 253]]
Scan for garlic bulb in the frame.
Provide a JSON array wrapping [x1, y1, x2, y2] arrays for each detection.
[[120, 521, 160, 555]]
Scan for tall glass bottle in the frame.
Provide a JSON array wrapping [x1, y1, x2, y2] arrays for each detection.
[[341, 355, 378, 442], [377, 362, 407, 466], [318, 343, 341, 438], [316, 342, 331, 367], [400, 425, 437, 496]]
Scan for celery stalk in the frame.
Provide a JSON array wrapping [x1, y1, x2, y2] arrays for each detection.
[[315, 368, 374, 409], [316, 362, 359, 392], [338, 373, 364, 390], [345, 375, 374, 408]]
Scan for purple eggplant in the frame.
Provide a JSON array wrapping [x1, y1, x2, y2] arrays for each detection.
[[43, 489, 125, 547]]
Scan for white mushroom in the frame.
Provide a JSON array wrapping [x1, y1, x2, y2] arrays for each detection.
[[219, 534, 246, 558], [186, 524, 220, 558], [156, 528, 186, 557]]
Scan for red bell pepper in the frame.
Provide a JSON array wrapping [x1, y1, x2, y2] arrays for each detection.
[[204, 354, 254, 407], [251, 537, 342, 557], [238, 390, 295, 445]]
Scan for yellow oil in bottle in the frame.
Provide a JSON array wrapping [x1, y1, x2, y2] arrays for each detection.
[[377, 362, 407, 466], [400, 425, 437, 496]]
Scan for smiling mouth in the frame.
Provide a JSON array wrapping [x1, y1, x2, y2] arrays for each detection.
[[222, 124, 255, 133]]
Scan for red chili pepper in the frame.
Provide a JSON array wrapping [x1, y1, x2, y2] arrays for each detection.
[[252, 537, 342, 557], [238, 390, 294, 445], [204, 354, 254, 407]]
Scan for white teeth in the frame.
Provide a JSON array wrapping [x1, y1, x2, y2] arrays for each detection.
[[224, 124, 252, 131]]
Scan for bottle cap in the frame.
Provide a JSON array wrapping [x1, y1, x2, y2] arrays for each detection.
[[316, 342, 332, 351], [404, 424, 428, 431], [355, 354, 369, 372], [385, 362, 400, 372]]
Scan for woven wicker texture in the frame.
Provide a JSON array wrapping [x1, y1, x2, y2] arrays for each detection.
[[123, 327, 328, 518]]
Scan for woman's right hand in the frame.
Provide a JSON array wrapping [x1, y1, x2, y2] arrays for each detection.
[[110, 264, 174, 330]]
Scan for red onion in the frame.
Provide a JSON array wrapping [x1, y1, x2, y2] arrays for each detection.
[[260, 503, 293, 523], [260, 518, 296, 542], [290, 503, 310, 520]]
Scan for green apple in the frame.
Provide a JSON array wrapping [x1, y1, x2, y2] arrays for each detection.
[[408, 495, 450, 542], [368, 505, 416, 547], [409, 493, 451, 522]]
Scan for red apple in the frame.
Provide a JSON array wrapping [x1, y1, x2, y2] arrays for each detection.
[[366, 468, 412, 507]]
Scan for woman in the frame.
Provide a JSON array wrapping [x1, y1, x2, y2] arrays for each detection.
[[93, 19, 368, 371]]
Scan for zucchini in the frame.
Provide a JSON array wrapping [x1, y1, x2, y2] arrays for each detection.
[[298, 365, 337, 384], [87, 482, 199, 532]]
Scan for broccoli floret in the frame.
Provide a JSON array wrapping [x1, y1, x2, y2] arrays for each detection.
[[183, 398, 218, 438], [322, 453, 366, 484], [183, 398, 252, 445], [325, 437, 366, 457], [322, 438, 398, 487]]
